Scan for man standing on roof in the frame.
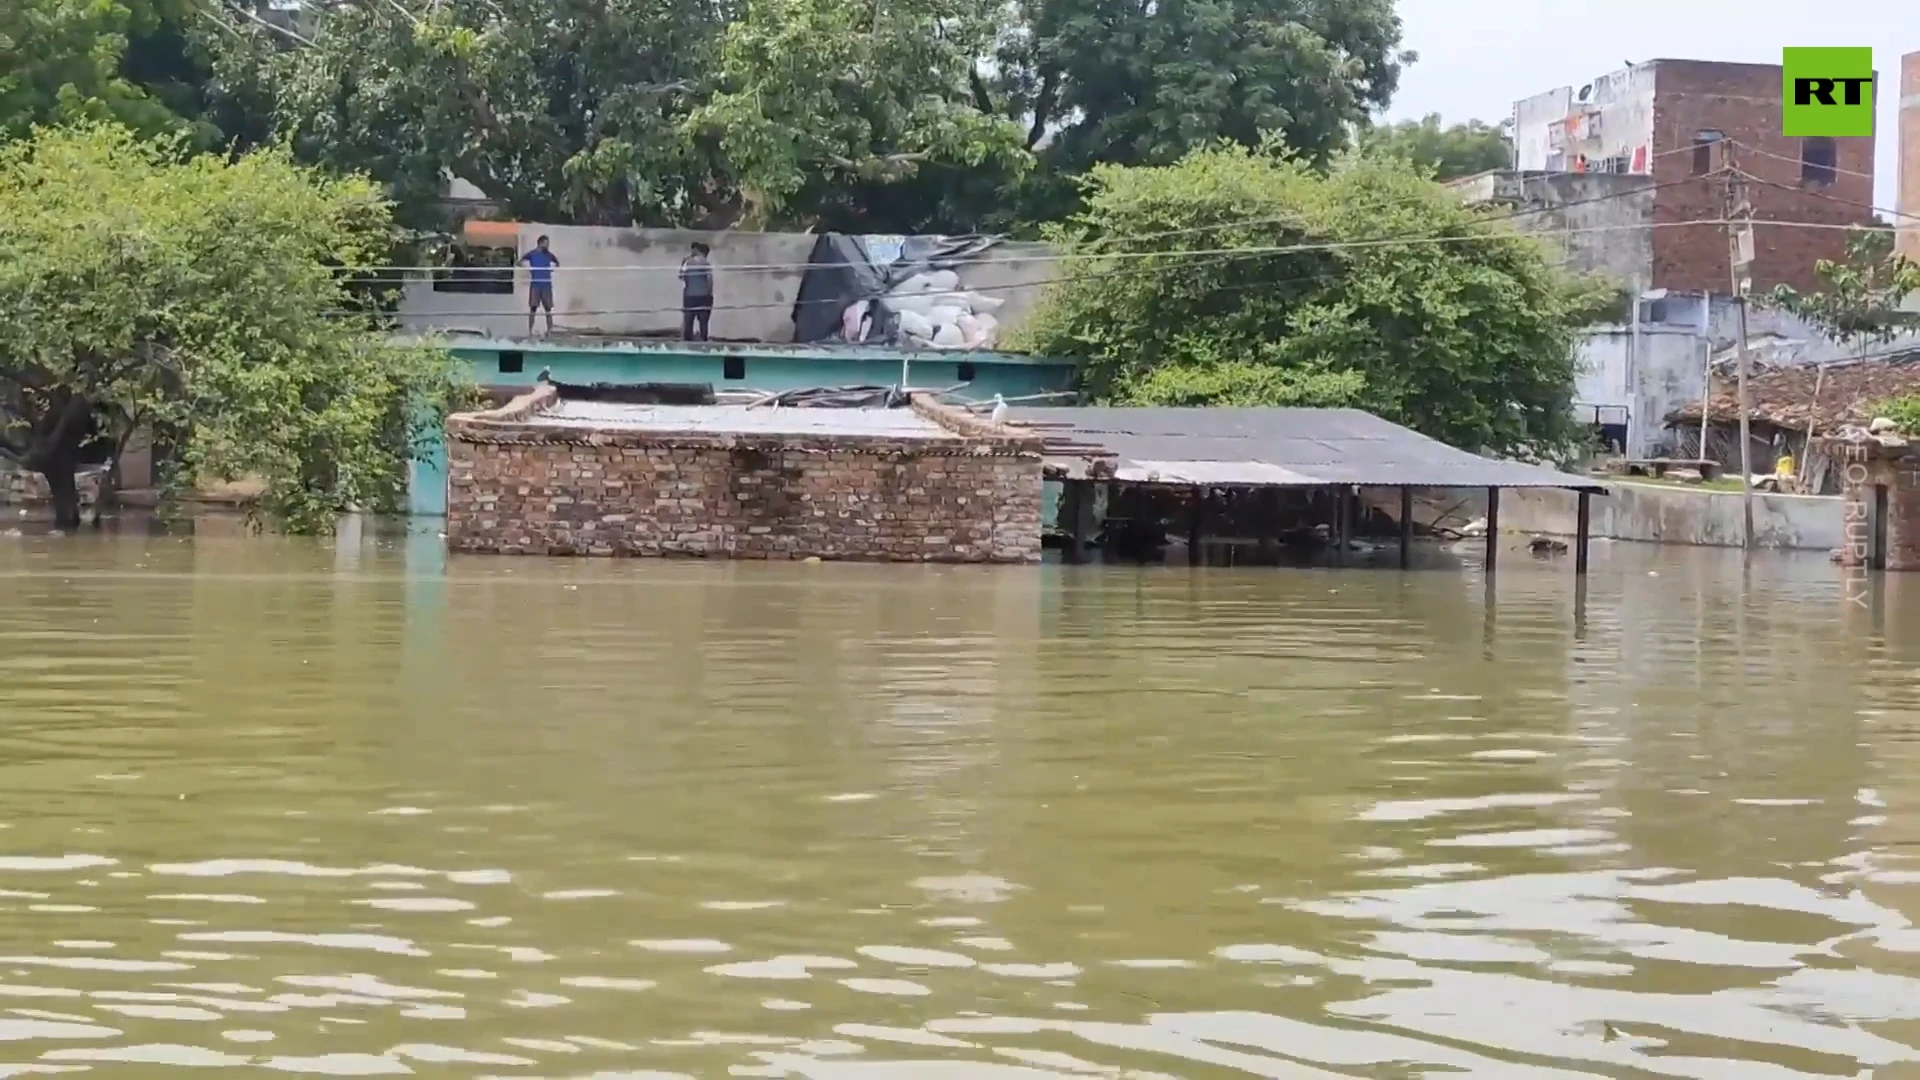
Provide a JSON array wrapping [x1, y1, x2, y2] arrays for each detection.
[[679, 242, 714, 342], [521, 235, 560, 336]]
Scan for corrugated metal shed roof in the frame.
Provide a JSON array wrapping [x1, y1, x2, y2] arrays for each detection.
[[1008, 407, 1605, 492]]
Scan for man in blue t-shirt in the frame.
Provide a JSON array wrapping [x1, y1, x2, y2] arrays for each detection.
[[520, 235, 560, 335]]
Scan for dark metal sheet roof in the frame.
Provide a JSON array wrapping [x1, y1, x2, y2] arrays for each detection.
[[1007, 407, 1606, 492]]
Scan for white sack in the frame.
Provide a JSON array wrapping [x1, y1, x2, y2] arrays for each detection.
[[841, 299, 869, 341], [920, 269, 961, 292], [961, 292, 1005, 312], [931, 323, 967, 347], [925, 305, 967, 328], [895, 308, 934, 340], [884, 292, 935, 316]]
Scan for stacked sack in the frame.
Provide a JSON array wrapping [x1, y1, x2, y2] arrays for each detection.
[[876, 268, 1007, 349]]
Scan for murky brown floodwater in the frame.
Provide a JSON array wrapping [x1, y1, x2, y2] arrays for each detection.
[[3, 521, 1920, 1077]]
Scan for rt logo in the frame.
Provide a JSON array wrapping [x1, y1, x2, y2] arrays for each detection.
[[1782, 47, 1874, 137]]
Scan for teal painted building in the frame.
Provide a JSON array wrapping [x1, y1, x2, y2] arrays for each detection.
[[409, 336, 1078, 516]]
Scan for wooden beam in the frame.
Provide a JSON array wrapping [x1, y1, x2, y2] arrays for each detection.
[[1062, 479, 1091, 563], [1575, 490, 1591, 576], [1188, 488, 1205, 566], [1334, 486, 1351, 566], [1485, 487, 1500, 573], [1399, 486, 1414, 569]]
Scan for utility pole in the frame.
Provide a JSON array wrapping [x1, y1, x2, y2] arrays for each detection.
[[1722, 146, 1756, 553]]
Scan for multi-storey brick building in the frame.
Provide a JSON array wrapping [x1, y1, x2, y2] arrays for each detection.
[[1506, 58, 1875, 294]]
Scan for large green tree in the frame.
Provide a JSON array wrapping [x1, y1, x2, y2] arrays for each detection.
[[983, 0, 1410, 224], [222, 0, 725, 229], [0, 0, 270, 147], [1359, 113, 1511, 180], [690, 0, 1031, 230], [210, 0, 1409, 233], [0, 124, 465, 529], [1014, 141, 1614, 459]]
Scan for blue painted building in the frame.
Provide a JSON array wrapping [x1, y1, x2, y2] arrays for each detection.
[[409, 335, 1078, 516]]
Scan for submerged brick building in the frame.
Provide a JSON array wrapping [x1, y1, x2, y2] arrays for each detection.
[[443, 384, 1044, 562], [1828, 435, 1920, 571]]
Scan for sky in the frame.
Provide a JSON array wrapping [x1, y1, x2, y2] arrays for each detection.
[[1384, 0, 1910, 210]]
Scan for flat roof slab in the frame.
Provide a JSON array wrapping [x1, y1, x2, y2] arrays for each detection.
[[537, 401, 954, 440]]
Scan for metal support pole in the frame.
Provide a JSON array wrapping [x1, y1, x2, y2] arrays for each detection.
[[1399, 486, 1414, 569], [1484, 487, 1500, 573], [1575, 490, 1591, 576]]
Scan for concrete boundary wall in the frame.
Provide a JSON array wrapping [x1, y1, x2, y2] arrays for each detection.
[[396, 226, 1061, 344], [1501, 482, 1840, 551]]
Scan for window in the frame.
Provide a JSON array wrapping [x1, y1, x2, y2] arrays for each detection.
[[1640, 298, 1669, 324], [433, 244, 516, 294], [498, 350, 525, 374], [722, 355, 746, 381], [1692, 130, 1723, 176], [955, 361, 977, 383], [1802, 136, 1837, 186]]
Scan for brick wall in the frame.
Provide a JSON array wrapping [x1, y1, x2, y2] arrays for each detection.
[[0, 465, 105, 507], [1648, 60, 1874, 294], [444, 389, 1044, 562], [1900, 52, 1920, 262], [1832, 440, 1920, 571]]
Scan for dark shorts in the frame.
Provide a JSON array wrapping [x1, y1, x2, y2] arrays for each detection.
[[529, 283, 555, 311]]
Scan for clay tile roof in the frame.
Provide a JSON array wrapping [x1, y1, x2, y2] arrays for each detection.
[[1665, 350, 1920, 433]]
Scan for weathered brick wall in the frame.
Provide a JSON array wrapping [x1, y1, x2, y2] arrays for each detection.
[[1832, 441, 1920, 571], [0, 465, 105, 507], [1648, 60, 1874, 295], [444, 390, 1044, 562]]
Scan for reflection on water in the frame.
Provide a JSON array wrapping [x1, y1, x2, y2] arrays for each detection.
[[2, 524, 1920, 1076]]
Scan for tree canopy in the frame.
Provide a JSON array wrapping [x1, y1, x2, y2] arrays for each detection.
[[220, 0, 722, 230], [1013, 142, 1614, 459], [196, 0, 1409, 232], [0, 0, 239, 145], [1359, 112, 1511, 181], [0, 124, 464, 529]]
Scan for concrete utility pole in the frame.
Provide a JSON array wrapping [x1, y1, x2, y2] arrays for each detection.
[[1722, 146, 1756, 553]]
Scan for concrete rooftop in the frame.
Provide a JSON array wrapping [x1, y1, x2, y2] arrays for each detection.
[[538, 400, 953, 440]]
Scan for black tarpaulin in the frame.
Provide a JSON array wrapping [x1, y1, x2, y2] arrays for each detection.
[[790, 234, 889, 344]]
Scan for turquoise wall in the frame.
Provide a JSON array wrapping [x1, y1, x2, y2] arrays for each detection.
[[410, 340, 1076, 516]]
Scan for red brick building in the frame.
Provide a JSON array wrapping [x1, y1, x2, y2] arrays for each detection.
[[1899, 51, 1920, 263], [1510, 59, 1875, 294]]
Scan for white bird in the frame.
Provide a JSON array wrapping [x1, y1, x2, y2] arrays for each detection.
[[989, 393, 1008, 424]]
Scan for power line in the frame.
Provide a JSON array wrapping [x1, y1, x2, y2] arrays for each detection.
[[1721, 138, 1877, 184], [349, 214, 1885, 319], [1732, 168, 1913, 223], [326, 174, 1710, 278]]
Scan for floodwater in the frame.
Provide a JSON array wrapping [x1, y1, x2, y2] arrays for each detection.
[[3, 521, 1920, 1078]]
